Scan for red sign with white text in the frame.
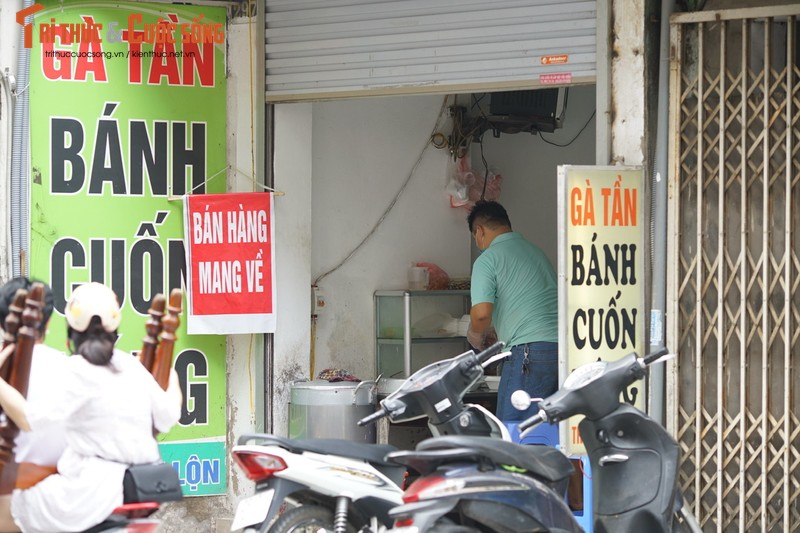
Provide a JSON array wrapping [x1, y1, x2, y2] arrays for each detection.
[[184, 192, 276, 334], [540, 72, 572, 85]]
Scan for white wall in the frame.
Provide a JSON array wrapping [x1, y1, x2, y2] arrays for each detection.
[[293, 87, 596, 384], [310, 95, 471, 378], [225, 12, 265, 504], [611, 1, 646, 166], [272, 103, 313, 436], [473, 85, 597, 267]]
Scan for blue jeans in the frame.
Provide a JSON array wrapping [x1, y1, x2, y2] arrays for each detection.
[[496, 341, 558, 422]]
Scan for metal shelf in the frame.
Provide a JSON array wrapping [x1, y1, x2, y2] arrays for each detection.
[[377, 336, 468, 343], [374, 289, 470, 297], [375, 290, 471, 378]]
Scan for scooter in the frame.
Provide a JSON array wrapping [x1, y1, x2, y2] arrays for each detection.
[[230, 342, 566, 532], [85, 503, 169, 533], [384, 348, 703, 533], [231, 433, 405, 532], [83, 463, 184, 532]]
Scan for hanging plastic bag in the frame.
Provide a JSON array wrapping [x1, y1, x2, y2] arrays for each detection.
[[446, 155, 475, 208], [446, 154, 502, 209], [467, 169, 502, 206]]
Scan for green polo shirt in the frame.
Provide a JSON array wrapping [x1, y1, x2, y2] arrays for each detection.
[[470, 232, 558, 347]]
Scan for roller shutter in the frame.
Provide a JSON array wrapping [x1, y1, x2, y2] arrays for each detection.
[[265, 0, 597, 101]]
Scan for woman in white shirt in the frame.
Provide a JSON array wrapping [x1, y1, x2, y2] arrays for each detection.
[[0, 282, 182, 533], [0, 278, 68, 533]]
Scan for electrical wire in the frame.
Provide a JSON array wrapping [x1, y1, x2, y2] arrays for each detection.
[[314, 95, 451, 285], [309, 315, 317, 379], [478, 133, 489, 200], [578, 457, 592, 479], [539, 110, 596, 148], [246, 0, 256, 424]]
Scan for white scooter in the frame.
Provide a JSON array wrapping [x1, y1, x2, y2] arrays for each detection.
[[231, 434, 405, 532], [230, 343, 525, 533]]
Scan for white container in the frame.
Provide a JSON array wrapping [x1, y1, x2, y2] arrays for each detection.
[[408, 266, 429, 290]]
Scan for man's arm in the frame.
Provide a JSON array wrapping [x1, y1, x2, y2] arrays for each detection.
[[467, 302, 494, 349]]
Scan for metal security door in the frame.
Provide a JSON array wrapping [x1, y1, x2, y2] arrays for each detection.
[[668, 6, 800, 532], [264, 0, 597, 101]]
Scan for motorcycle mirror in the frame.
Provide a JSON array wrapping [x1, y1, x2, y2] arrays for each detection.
[[511, 390, 532, 411], [481, 350, 511, 368]]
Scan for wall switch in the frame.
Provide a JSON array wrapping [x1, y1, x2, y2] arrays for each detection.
[[311, 285, 325, 314]]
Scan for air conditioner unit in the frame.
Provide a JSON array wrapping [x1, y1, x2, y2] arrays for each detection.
[[483, 87, 568, 135]]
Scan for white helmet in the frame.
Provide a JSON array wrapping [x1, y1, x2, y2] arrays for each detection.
[[65, 283, 121, 333]]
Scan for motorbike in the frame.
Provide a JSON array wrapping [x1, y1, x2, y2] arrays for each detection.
[[83, 462, 183, 532], [84, 503, 168, 533], [383, 348, 703, 533], [231, 433, 405, 532], [230, 342, 559, 533]]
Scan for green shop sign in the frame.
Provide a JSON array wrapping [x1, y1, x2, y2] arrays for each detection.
[[28, 0, 228, 496]]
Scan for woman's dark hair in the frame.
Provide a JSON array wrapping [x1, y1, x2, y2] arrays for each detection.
[[68, 316, 116, 366], [0, 277, 55, 338]]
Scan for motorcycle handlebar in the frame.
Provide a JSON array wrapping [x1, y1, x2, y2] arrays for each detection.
[[518, 411, 545, 432], [358, 408, 388, 427], [475, 341, 506, 365], [643, 346, 670, 365]]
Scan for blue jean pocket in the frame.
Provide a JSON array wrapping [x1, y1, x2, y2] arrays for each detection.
[[496, 342, 558, 422]]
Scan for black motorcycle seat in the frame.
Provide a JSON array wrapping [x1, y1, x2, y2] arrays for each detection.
[[237, 433, 400, 468], [392, 436, 574, 483]]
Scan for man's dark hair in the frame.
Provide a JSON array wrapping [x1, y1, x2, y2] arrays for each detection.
[[467, 200, 512, 233], [0, 277, 55, 337]]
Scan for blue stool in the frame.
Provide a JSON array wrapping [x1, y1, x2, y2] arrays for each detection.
[[505, 420, 559, 446], [569, 456, 592, 533], [505, 422, 592, 533]]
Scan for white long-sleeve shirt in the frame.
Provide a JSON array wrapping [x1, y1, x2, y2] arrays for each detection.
[[13, 344, 69, 466], [11, 349, 181, 532]]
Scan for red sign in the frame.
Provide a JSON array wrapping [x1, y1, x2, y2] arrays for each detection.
[[184, 192, 276, 334], [540, 54, 569, 65], [539, 72, 572, 85], [16, 3, 44, 49]]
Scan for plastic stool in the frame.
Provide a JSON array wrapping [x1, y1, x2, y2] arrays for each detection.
[[504, 422, 592, 533], [569, 456, 592, 533], [505, 420, 559, 446]]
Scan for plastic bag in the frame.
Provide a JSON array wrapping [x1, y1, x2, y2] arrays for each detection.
[[467, 170, 502, 206], [415, 262, 449, 290], [446, 154, 502, 209], [446, 155, 475, 208], [412, 313, 458, 338], [317, 368, 361, 382]]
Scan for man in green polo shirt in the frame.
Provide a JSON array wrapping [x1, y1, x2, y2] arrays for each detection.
[[467, 200, 558, 421]]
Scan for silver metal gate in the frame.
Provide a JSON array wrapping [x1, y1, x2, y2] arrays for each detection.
[[668, 6, 800, 532]]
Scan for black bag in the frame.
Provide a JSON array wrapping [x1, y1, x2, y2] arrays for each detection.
[[122, 462, 183, 503]]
